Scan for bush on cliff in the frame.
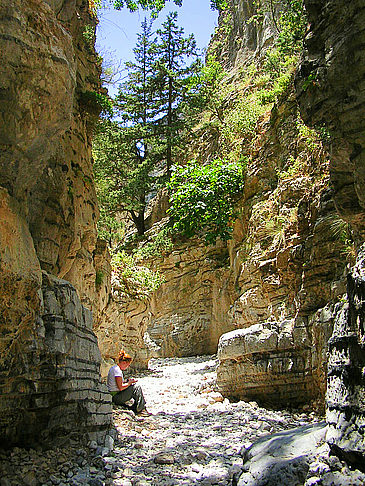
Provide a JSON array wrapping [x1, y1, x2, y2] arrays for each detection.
[[167, 159, 245, 245]]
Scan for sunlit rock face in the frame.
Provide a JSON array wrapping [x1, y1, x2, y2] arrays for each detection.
[[145, 238, 235, 359], [208, 0, 278, 70], [95, 231, 236, 373], [0, 0, 111, 446], [214, 78, 347, 408], [296, 0, 365, 468], [296, 0, 365, 240], [211, 0, 350, 408], [0, 0, 101, 310]]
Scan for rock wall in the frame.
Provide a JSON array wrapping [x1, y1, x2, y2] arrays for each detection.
[[0, 0, 102, 310], [95, 230, 236, 373], [296, 0, 365, 467], [0, 272, 111, 447], [216, 89, 345, 407], [145, 238, 235, 358], [208, 0, 278, 70], [0, 0, 111, 447]]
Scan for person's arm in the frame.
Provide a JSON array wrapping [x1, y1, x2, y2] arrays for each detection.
[[115, 376, 137, 391]]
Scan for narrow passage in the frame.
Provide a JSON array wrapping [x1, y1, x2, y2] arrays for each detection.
[[109, 355, 316, 485]]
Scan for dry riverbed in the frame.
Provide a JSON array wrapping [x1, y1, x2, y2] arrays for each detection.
[[0, 355, 323, 486]]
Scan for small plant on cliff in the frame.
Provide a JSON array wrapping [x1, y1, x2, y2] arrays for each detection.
[[95, 269, 105, 287], [247, 0, 306, 104], [134, 226, 174, 260], [83, 25, 95, 50], [112, 251, 165, 299], [88, 0, 102, 15], [79, 90, 113, 117], [167, 159, 245, 244]]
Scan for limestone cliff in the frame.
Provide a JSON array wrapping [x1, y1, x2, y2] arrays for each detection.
[[0, 0, 111, 447], [296, 0, 365, 469]]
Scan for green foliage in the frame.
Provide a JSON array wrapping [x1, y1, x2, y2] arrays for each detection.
[[113, 0, 182, 14], [95, 269, 105, 287], [318, 214, 355, 264], [210, 0, 229, 10], [112, 251, 165, 298], [168, 159, 245, 244], [95, 19, 161, 237], [97, 206, 124, 245], [244, 0, 306, 105], [188, 55, 226, 123], [134, 226, 173, 260], [222, 92, 267, 143], [276, 0, 306, 55], [249, 0, 306, 54], [94, 15, 200, 237], [83, 25, 95, 49], [296, 118, 322, 153], [89, 0, 102, 15], [93, 118, 157, 236], [220, 12, 233, 34], [302, 73, 317, 92], [79, 90, 113, 117], [111, 0, 226, 15], [153, 12, 200, 175]]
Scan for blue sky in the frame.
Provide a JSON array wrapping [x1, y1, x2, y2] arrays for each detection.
[[96, 0, 219, 96]]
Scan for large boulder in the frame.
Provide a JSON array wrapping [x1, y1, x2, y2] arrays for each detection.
[[0, 271, 111, 447], [236, 422, 327, 486]]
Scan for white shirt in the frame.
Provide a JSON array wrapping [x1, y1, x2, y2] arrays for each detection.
[[107, 364, 124, 392]]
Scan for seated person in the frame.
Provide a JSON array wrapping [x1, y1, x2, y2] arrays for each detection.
[[107, 350, 147, 414]]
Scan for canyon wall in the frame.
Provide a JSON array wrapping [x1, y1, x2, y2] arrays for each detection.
[[215, 87, 345, 407], [0, 0, 111, 447], [296, 0, 365, 468]]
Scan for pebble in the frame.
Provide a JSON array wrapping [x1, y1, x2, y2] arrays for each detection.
[[153, 452, 175, 465]]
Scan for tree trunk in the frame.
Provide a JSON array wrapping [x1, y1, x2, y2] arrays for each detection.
[[130, 211, 146, 236]]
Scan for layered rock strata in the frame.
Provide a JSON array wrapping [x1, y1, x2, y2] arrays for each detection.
[[215, 83, 346, 407], [95, 230, 236, 372], [145, 238, 235, 358], [296, 0, 365, 468], [0, 272, 111, 447], [326, 249, 365, 469], [0, 0, 111, 446]]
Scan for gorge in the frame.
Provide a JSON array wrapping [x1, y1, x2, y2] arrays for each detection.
[[0, 0, 364, 484]]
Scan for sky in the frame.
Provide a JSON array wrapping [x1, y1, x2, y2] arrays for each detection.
[[96, 0, 219, 96]]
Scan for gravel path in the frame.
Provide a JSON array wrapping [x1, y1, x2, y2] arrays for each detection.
[[109, 355, 317, 485]]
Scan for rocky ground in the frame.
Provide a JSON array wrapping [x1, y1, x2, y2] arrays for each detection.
[[1, 355, 364, 486]]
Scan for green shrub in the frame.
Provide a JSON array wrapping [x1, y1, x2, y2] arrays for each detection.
[[79, 90, 113, 117], [95, 270, 104, 287], [168, 159, 245, 245], [112, 251, 165, 298], [134, 227, 173, 260]]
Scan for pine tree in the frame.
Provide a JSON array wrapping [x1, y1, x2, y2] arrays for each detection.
[[153, 12, 199, 177], [93, 19, 158, 237], [93, 14, 201, 239]]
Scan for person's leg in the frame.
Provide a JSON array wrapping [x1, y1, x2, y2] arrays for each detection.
[[112, 387, 134, 406], [130, 384, 146, 413]]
